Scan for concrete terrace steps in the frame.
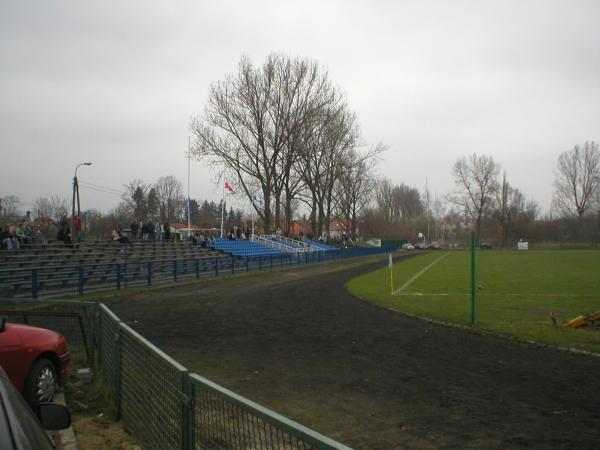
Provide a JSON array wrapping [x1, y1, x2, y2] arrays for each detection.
[[0, 239, 235, 297]]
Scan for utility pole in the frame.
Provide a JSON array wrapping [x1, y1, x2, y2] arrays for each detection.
[[72, 162, 92, 229]]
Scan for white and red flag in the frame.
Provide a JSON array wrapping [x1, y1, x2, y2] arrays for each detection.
[[224, 182, 234, 193]]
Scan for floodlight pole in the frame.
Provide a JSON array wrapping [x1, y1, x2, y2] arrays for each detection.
[[470, 231, 477, 326]]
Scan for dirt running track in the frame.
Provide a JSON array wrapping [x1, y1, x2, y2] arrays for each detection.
[[106, 256, 600, 450]]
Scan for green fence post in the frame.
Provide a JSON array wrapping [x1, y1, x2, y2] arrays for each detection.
[[173, 259, 178, 282], [181, 372, 195, 450], [214, 257, 219, 277], [231, 255, 235, 275], [94, 309, 101, 366], [470, 231, 477, 326], [195, 259, 200, 278], [114, 326, 122, 420], [147, 261, 153, 286]]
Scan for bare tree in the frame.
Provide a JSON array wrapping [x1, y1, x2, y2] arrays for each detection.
[[423, 180, 432, 241], [32, 197, 52, 219], [0, 195, 22, 220], [494, 172, 534, 246], [191, 55, 295, 232], [553, 141, 600, 222], [191, 54, 358, 234], [155, 176, 184, 222], [300, 104, 362, 237], [122, 179, 150, 218], [451, 153, 500, 240], [33, 195, 69, 222], [334, 147, 379, 240], [375, 180, 423, 228]]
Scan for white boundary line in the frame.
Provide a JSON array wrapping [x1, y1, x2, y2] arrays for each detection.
[[392, 252, 450, 295]]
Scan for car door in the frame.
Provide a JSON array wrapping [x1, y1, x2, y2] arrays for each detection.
[[0, 322, 27, 392]]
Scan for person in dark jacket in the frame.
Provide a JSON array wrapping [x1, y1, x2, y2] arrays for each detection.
[[164, 222, 171, 241]]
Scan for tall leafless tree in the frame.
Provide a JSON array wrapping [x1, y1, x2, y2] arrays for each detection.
[[0, 195, 22, 220], [191, 54, 371, 236], [192, 54, 332, 232], [494, 172, 535, 246], [451, 153, 500, 240], [32, 195, 69, 222], [334, 147, 380, 240], [32, 197, 53, 219], [553, 141, 600, 222], [155, 175, 184, 222]]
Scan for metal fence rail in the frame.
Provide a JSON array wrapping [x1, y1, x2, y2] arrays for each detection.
[[92, 302, 353, 450], [0, 246, 394, 299], [119, 323, 187, 450], [1, 248, 395, 445], [192, 373, 351, 450], [0, 298, 355, 449]]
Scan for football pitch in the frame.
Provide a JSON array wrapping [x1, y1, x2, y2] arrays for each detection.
[[347, 250, 600, 353]]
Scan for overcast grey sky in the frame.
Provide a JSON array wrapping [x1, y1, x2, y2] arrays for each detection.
[[1, 0, 599, 215]]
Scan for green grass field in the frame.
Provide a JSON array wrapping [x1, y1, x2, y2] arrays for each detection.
[[347, 250, 600, 353]]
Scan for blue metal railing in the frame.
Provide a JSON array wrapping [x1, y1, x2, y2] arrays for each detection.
[[0, 246, 394, 299]]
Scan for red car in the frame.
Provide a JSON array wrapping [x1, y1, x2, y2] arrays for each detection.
[[0, 317, 70, 408]]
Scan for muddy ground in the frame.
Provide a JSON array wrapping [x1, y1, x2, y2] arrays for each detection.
[[105, 255, 600, 450]]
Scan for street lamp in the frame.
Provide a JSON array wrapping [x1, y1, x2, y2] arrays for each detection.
[[72, 162, 92, 223]]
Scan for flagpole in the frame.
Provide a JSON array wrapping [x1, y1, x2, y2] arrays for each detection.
[[220, 187, 225, 238], [251, 192, 255, 240], [187, 137, 191, 238]]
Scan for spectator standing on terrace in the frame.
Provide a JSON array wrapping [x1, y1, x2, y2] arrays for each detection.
[[235, 226, 241, 239], [57, 223, 72, 247], [13, 224, 25, 249], [73, 215, 82, 243], [1, 225, 13, 250], [146, 221, 155, 241], [141, 222, 149, 241], [130, 220, 138, 240], [138, 219, 144, 239], [164, 222, 171, 241], [24, 211, 33, 226], [155, 222, 162, 241]]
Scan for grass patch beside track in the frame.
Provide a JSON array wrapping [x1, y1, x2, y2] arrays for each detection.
[[347, 250, 600, 353]]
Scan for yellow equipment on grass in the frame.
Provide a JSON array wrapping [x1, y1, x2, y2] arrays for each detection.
[[566, 311, 600, 329]]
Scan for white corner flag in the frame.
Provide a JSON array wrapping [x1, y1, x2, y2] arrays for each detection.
[[388, 253, 394, 294]]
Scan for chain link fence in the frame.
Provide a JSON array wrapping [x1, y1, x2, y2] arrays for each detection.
[[1, 298, 353, 449]]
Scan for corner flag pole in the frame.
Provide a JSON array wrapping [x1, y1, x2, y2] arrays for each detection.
[[388, 253, 394, 295]]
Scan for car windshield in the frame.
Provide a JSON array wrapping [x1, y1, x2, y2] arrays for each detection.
[[0, 376, 54, 450]]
